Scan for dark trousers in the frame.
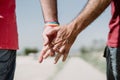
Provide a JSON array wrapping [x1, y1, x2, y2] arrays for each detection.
[[0, 50, 16, 80], [104, 47, 120, 80]]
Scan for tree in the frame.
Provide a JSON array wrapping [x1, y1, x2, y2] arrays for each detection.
[[24, 48, 38, 55]]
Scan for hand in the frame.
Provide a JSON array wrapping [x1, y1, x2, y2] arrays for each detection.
[[52, 25, 78, 64], [39, 26, 59, 63], [42, 26, 59, 46]]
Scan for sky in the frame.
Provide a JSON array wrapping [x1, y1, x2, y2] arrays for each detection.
[[16, 0, 111, 52]]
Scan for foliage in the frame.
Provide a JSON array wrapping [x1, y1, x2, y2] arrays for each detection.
[[79, 39, 106, 73], [24, 48, 38, 55]]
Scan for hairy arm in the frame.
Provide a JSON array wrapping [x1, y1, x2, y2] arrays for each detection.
[[70, 0, 111, 35], [51, 0, 111, 63], [39, 0, 59, 63], [40, 0, 58, 22]]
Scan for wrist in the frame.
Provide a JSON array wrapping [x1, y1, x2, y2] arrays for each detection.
[[45, 21, 59, 27], [68, 21, 81, 36]]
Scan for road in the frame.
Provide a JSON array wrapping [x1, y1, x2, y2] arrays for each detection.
[[14, 56, 106, 80]]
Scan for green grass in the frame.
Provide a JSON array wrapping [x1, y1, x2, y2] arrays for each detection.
[[80, 52, 106, 73]]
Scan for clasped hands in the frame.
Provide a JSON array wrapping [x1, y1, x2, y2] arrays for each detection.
[[39, 25, 76, 64]]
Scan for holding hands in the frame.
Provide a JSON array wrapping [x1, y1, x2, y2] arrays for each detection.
[[39, 23, 78, 64]]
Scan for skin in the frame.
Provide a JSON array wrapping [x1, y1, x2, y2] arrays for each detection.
[[39, 0, 111, 64], [39, 0, 58, 63], [40, 0, 58, 23]]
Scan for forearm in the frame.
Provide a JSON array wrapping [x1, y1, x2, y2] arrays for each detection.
[[70, 0, 111, 35], [40, 0, 58, 22]]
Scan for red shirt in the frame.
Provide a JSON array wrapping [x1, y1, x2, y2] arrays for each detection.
[[0, 0, 18, 50], [107, 0, 120, 47]]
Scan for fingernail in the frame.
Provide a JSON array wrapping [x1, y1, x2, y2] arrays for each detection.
[[39, 58, 43, 63], [39, 60, 42, 63], [54, 61, 57, 64]]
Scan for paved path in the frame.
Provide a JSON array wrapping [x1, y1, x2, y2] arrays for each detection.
[[53, 58, 106, 80], [14, 56, 106, 80]]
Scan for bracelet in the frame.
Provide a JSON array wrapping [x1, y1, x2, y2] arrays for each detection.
[[45, 21, 59, 27]]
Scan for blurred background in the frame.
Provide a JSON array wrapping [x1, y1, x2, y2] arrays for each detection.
[[15, 0, 111, 80]]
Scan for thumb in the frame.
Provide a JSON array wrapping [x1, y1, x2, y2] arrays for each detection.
[[46, 27, 60, 35], [43, 27, 60, 46]]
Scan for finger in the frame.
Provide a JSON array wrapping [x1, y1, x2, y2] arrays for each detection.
[[39, 49, 46, 63], [59, 46, 66, 53], [53, 43, 61, 51], [43, 49, 54, 59], [52, 38, 66, 45], [52, 39, 66, 49], [49, 49, 55, 57], [60, 46, 69, 62], [62, 46, 70, 62], [43, 33, 49, 46], [39, 45, 50, 63], [43, 50, 50, 59], [39, 52, 45, 63], [39, 56, 43, 63], [47, 44, 55, 56], [54, 53, 62, 64], [50, 52, 55, 57], [47, 27, 60, 35], [62, 53, 69, 62]]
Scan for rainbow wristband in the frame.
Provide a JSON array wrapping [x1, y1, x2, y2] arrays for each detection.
[[45, 21, 59, 27]]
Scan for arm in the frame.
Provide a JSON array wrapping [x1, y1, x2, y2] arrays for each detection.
[[39, 0, 59, 63], [70, 0, 111, 35], [53, 0, 111, 63], [40, 0, 58, 22], [40, 0, 59, 45]]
